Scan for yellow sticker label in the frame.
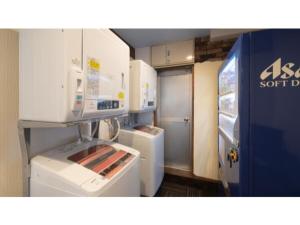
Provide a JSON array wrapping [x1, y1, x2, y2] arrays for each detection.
[[146, 83, 149, 88], [88, 58, 100, 72], [118, 92, 125, 100]]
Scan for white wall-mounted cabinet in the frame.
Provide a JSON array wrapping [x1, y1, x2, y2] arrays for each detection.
[[151, 45, 167, 67], [151, 39, 194, 68]]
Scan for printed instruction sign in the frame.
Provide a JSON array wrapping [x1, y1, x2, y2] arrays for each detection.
[[86, 57, 100, 99]]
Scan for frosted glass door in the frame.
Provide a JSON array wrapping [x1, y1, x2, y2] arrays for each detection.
[[158, 69, 192, 171]]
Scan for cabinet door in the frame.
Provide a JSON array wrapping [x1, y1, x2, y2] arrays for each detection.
[[167, 40, 194, 65], [151, 44, 166, 67]]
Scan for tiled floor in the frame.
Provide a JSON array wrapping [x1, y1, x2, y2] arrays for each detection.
[[155, 174, 225, 197]]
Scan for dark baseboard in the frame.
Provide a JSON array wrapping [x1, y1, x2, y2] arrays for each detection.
[[164, 166, 221, 184]]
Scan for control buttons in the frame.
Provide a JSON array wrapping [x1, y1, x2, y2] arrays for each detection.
[[112, 100, 119, 109], [73, 94, 83, 112], [97, 100, 119, 110]]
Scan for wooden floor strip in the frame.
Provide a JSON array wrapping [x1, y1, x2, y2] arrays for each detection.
[[155, 174, 225, 197]]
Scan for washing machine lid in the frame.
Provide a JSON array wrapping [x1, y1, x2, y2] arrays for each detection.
[[134, 125, 160, 135], [68, 144, 134, 179], [31, 141, 137, 192]]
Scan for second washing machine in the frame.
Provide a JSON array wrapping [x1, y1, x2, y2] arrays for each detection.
[[118, 125, 164, 196]]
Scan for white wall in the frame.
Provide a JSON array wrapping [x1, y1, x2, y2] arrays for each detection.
[[136, 112, 153, 125], [30, 127, 79, 157], [193, 60, 223, 180], [135, 47, 151, 65]]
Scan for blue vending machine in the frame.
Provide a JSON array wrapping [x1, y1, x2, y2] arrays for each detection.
[[218, 29, 300, 196]]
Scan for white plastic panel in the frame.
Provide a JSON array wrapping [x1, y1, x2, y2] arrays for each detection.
[[129, 60, 157, 112], [117, 127, 164, 196], [19, 29, 129, 122], [218, 134, 226, 165], [219, 93, 237, 116], [219, 56, 237, 96], [140, 62, 157, 110], [82, 29, 130, 117], [30, 141, 140, 196], [19, 29, 82, 122], [219, 114, 236, 142]]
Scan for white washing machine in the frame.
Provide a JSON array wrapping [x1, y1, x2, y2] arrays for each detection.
[[118, 125, 164, 196], [30, 140, 140, 197]]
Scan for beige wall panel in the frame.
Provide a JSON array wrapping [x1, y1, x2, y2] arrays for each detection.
[[135, 47, 151, 65], [0, 30, 22, 196], [193, 60, 223, 180]]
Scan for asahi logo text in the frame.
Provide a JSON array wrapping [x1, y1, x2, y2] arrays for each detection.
[[260, 58, 300, 88]]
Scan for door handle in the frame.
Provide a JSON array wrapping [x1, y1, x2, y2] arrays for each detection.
[[167, 49, 170, 57], [184, 117, 189, 122], [121, 72, 125, 89]]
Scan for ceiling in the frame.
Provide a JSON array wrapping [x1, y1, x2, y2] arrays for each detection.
[[113, 29, 210, 48]]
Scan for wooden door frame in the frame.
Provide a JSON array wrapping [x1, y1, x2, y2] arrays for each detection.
[[191, 64, 195, 174]]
